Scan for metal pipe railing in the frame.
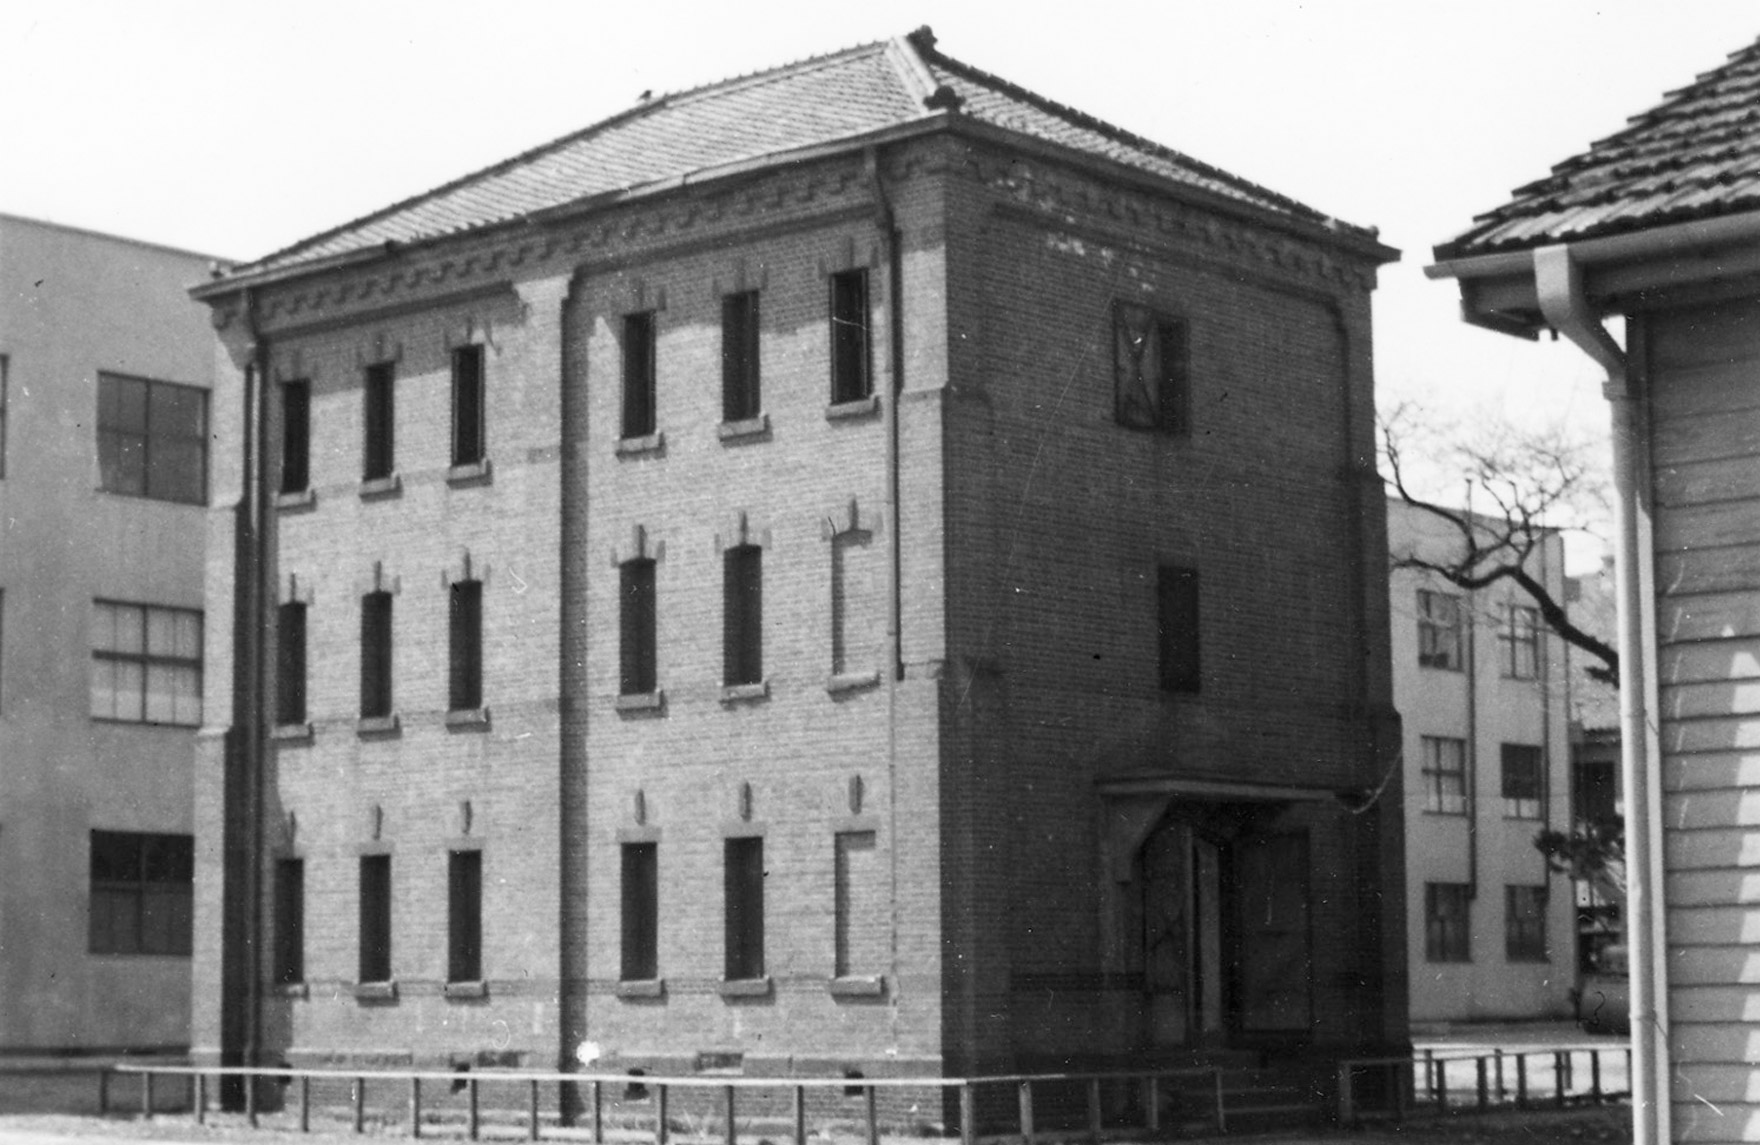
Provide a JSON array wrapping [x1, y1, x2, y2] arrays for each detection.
[[1335, 1046, 1633, 1126]]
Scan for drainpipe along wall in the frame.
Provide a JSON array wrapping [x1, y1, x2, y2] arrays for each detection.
[[1533, 244, 1669, 1145]]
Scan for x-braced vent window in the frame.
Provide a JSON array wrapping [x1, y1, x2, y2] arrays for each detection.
[[1113, 302, 1188, 435]]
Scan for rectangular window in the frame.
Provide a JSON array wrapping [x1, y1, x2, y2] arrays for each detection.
[[449, 581, 482, 712], [723, 545, 763, 686], [90, 601, 203, 726], [1157, 566, 1200, 693], [622, 312, 657, 439], [88, 831, 193, 956], [1424, 882, 1471, 963], [722, 291, 761, 422], [280, 380, 310, 494], [276, 602, 307, 726], [834, 830, 880, 978], [1501, 743, 1544, 820], [829, 270, 871, 404], [724, 837, 765, 980], [274, 858, 305, 985], [363, 362, 395, 481], [1421, 736, 1468, 815], [1505, 884, 1548, 962], [359, 854, 392, 983], [98, 372, 208, 504], [620, 842, 658, 981], [1416, 589, 1462, 670], [620, 559, 657, 696], [360, 591, 393, 719], [1502, 604, 1541, 679], [452, 344, 486, 467], [448, 850, 483, 983], [1113, 302, 1189, 434]]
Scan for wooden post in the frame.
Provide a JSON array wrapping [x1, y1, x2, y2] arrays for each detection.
[[592, 1079, 604, 1144], [1018, 1080, 1034, 1145], [1336, 1064, 1353, 1126], [656, 1083, 669, 1145], [1086, 1078, 1102, 1144], [793, 1085, 806, 1145], [1213, 1067, 1227, 1133], [1436, 1057, 1448, 1111], [725, 1085, 738, 1145], [1476, 1057, 1489, 1110], [1424, 1049, 1436, 1102], [1145, 1076, 1160, 1134], [411, 1076, 423, 1138], [143, 1070, 154, 1116], [353, 1078, 365, 1134], [195, 1073, 206, 1125], [98, 1068, 109, 1114], [1494, 1049, 1505, 1099], [468, 1077, 480, 1141], [529, 1079, 541, 1142], [1591, 1050, 1603, 1102], [1516, 1054, 1528, 1107], [300, 1076, 311, 1133], [246, 1071, 258, 1128], [1555, 1051, 1568, 1108], [960, 1082, 976, 1145], [865, 1086, 879, 1145]]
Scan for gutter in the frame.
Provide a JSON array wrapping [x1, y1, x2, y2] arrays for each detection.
[[1532, 243, 1669, 1145]]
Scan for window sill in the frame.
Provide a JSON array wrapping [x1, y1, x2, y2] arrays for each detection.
[[828, 975, 884, 998], [718, 414, 770, 442], [275, 982, 310, 999], [616, 431, 665, 457], [445, 707, 491, 731], [825, 670, 880, 695], [617, 978, 666, 999], [275, 488, 317, 512], [719, 681, 769, 704], [446, 458, 493, 487], [357, 713, 401, 737], [444, 980, 489, 999], [359, 473, 402, 500], [615, 690, 665, 713], [354, 980, 398, 1002], [718, 977, 772, 998], [825, 395, 879, 421], [272, 722, 314, 744]]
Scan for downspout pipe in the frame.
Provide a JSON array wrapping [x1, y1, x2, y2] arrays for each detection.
[[1534, 244, 1668, 1145]]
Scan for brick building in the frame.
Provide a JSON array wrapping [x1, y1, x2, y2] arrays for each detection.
[[190, 29, 1405, 1097]]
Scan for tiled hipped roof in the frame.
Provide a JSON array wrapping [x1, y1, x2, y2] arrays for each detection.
[[1438, 35, 1760, 259], [227, 28, 1364, 279]]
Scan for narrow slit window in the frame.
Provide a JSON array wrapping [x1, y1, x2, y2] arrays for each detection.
[[274, 858, 305, 985], [723, 545, 762, 686], [724, 837, 765, 980], [363, 362, 395, 481], [452, 345, 486, 467], [621, 842, 658, 981], [360, 591, 393, 719], [448, 851, 483, 983], [722, 292, 761, 422], [622, 312, 657, 439], [620, 559, 657, 696], [276, 602, 307, 726], [1157, 566, 1200, 693], [359, 854, 392, 983], [281, 380, 310, 494], [829, 270, 871, 404], [449, 580, 483, 712]]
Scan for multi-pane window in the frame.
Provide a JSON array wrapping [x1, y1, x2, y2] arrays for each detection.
[[1416, 589, 1462, 670], [359, 854, 392, 983], [363, 362, 395, 481], [276, 602, 307, 726], [452, 345, 486, 467], [91, 601, 203, 726], [829, 270, 871, 404], [1505, 884, 1548, 962], [621, 842, 658, 981], [1113, 302, 1189, 434], [98, 373, 208, 504], [448, 851, 483, 983], [274, 858, 305, 986], [622, 312, 657, 439], [1502, 604, 1541, 679], [360, 591, 394, 719], [1157, 566, 1200, 693], [1421, 736, 1468, 815], [722, 291, 761, 422], [1424, 882, 1471, 963], [88, 831, 193, 956], [834, 830, 881, 978], [280, 380, 310, 494], [723, 545, 763, 686], [620, 559, 657, 696], [1501, 743, 1544, 820], [449, 581, 482, 712], [724, 837, 765, 980]]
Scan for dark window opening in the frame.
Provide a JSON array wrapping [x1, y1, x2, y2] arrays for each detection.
[[1506, 884, 1548, 962], [359, 854, 392, 983], [360, 591, 393, 718], [621, 842, 658, 981], [1157, 566, 1200, 693], [1416, 589, 1462, 670], [89, 831, 193, 956], [829, 270, 871, 404], [1425, 882, 1471, 963], [449, 580, 483, 712], [448, 851, 483, 983], [1422, 736, 1469, 815], [1113, 302, 1188, 434], [622, 312, 656, 439], [277, 602, 307, 726], [1501, 743, 1544, 820], [620, 559, 657, 696], [281, 380, 310, 494], [452, 345, 486, 467], [722, 291, 761, 422], [98, 372, 209, 504], [274, 858, 305, 985], [724, 837, 764, 980], [363, 362, 395, 480], [723, 545, 762, 686]]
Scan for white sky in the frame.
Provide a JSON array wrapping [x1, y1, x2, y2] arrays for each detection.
[[3, 1, 1755, 569]]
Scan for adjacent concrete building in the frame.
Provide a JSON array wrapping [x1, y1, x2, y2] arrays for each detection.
[[190, 30, 1405, 1104], [0, 213, 218, 1052]]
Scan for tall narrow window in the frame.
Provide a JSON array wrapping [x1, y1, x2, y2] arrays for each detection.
[[360, 591, 393, 719], [98, 373, 208, 503], [1416, 589, 1462, 670], [1113, 302, 1189, 434], [91, 601, 203, 726], [723, 545, 762, 686], [1, 354, 9, 479], [620, 559, 657, 696], [834, 831, 880, 978], [276, 602, 307, 726], [1502, 603, 1541, 679], [452, 344, 486, 467], [1505, 884, 1548, 962], [363, 362, 395, 481], [621, 842, 658, 981], [1501, 743, 1544, 820], [89, 831, 194, 956], [274, 858, 305, 985], [724, 837, 765, 980], [1157, 566, 1200, 693], [830, 530, 876, 676], [448, 851, 483, 983], [1425, 882, 1471, 963], [449, 581, 482, 713], [1421, 736, 1468, 815], [359, 854, 392, 983], [281, 380, 310, 494], [622, 312, 656, 439], [829, 270, 871, 404], [722, 291, 761, 422]]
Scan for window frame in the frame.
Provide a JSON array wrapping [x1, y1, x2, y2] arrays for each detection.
[[723, 545, 763, 687], [829, 270, 871, 405], [1112, 301, 1189, 435], [621, 842, 659, 982], [90, 599, 204, 727], [621, 312, 657, 440], [1501, 603, 1541, 680], [620, 558, 658, 697], [276, 601, 308, 726], [360, 591, 394, 719], [1424, 881, 1471, 963], [358, 854, 393, 984], [448, 850, 483, 984], [1416, 589, 1463, 671], [1420, 735, 1468, 815], [1500, 742, 1545, 820], [1505, 884, 1548, 962], [274, 857, 305, 986], [448, 580, 483, 714], [88, 830, 194, 957], [722, 291, 761, 423], [724, 836, 765, 981], [362, 362, 396, 482], [451, 344, 487, 468], [1157, 565, 1200, 694], [97, 372, 209, 505], [280, 379, 311, 495]]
